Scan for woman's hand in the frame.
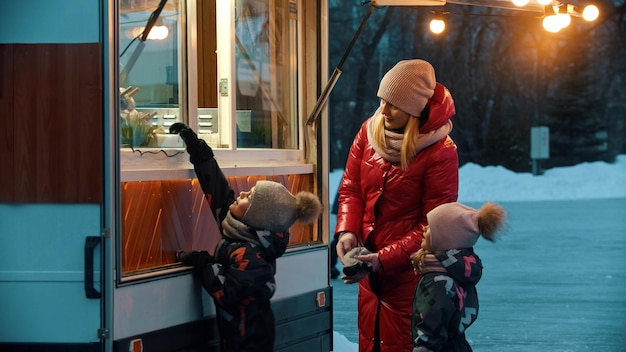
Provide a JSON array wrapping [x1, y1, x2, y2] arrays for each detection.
[[336, 232, 357, 264]]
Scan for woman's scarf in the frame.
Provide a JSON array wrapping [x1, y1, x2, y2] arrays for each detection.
[[371, 126, 404, 163], [367, 111, 453, 163]]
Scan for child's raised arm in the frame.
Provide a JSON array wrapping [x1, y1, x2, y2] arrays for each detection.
[[170, 123, 234, 225]]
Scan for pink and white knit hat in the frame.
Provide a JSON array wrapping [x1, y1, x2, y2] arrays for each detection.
[[377, 59, 436, 117]]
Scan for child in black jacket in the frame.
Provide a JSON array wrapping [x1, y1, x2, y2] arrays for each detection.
[[410, 202, 507, 352], [170, 123, 322, 352]]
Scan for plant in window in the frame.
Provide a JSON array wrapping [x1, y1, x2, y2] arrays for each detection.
[[120, 87, 158, 147]]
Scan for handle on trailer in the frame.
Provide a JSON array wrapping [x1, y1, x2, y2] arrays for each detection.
[[84, 236, 102, 299]]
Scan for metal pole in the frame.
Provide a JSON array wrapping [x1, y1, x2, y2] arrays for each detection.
[[306, 4, 377, 126]]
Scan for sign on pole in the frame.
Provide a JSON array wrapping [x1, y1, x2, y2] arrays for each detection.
[[531, 126, 550, 159]]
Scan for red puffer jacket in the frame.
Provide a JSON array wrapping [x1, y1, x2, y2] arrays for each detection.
[[335, 83, 458, 352]]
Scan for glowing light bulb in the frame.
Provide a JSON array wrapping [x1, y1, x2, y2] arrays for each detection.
[[543, 15, 561, 33], [512, 0, 529, 6], [429, 18, 445, 34], [556, 13, 571, 28], [582, 5, 599, 21]]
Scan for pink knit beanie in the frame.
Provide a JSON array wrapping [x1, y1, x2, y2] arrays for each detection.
[[377, 59, 436, 117], [427, 202, 507, 252]]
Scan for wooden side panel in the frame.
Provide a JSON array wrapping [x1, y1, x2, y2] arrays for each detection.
[[197, 0, 218, 108], [0, 45, 15, 202], [12, 45, 38, 203], [76, 44, 104, 203], [0, 43, 102, 203], [121, 174, 316, 275]]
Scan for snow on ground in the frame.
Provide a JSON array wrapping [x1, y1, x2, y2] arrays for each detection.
[[331, 155, 626, 204]]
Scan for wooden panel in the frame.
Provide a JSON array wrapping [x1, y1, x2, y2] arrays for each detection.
[[197, 0, 217, 108], [13, 45, 38, 203], [37, 45, 78, 202], [0, 43, 102, 203], [77, 44, 103, 203], [121, 174, 316, 275], [0, 45, 15, 202]]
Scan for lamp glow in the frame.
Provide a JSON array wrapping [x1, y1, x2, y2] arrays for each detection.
[[554, 5, 571, 28], [372, 0, 446, 5], [543, 15, 561, 32], [512, 0, 529, 6], [429, 18, 445, 34], [556, 13, 571, 28], [147, 25, 169, 40], [131, 25, 169, 41], [582, 5, 599, 21], [536, 0, 552, 5]]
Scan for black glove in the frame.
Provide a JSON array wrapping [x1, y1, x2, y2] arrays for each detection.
[[169, 122, 188, 135], [176, 250, 215, 268], [342, 268, 371, 284], [342, 247, 373, 284], [169, 123, 214, 164], [170, 122, 200, 145]]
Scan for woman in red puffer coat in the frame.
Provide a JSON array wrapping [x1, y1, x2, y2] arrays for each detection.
[[334, 59, 459, 352]]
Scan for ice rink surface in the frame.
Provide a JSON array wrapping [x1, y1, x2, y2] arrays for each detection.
[[331, 198, 626, 351]]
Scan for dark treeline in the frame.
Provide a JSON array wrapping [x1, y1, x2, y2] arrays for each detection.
[[327, 0, 626, 172]]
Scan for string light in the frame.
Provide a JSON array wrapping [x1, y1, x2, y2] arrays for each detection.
[[539, 2, 598, 33], [512, 0, 530, 7], [504, 1, 600, 33], [581, 4, 599, 21], [556, 6, 572, 29], [379, 1, 599, 34], [429, 11, 446, 34], [400, 0, 600, 34], [542, 5, 561, 32]]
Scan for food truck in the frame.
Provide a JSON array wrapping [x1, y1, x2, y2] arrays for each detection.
[[0, 1, 333, 351]]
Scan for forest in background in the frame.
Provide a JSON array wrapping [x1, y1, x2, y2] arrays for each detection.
[[327, 0, 626, 172]]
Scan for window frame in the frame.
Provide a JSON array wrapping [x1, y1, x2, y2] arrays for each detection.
[[117, 0, 318, 284]]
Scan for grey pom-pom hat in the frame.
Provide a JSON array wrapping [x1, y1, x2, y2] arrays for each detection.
[[241, 180, 322, 232]]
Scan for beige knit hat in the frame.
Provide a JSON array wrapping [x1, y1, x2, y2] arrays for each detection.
[[377, 59, 436, 117], [427, 202, 507, 252], [241, 181, 323, 232]]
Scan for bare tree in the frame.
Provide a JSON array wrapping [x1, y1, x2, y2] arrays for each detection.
[[328, 0, 625, 171]]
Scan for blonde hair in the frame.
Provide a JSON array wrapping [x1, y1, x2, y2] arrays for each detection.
[[410, 249, 428, 274], [372, 110, 421, 170]]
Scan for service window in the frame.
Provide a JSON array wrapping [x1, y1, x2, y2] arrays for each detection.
[[118, 0, 318, 280], [119, 0, 186, 149], [194, 0, 299, 150]]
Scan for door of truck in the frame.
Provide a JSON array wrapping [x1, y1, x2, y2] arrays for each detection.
[[0, 1, 110, 351]]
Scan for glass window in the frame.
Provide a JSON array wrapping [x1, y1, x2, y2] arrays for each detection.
[[119, 174, 316, 277], [118, 0, 318, 280], [119, 0, 300, 151], [234, 0, 298, 149], [196, 0, 299, 150], [119, 0, 185, 148]]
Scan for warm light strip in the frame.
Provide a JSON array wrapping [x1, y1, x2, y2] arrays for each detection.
[[372, 0, 446, 6]]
